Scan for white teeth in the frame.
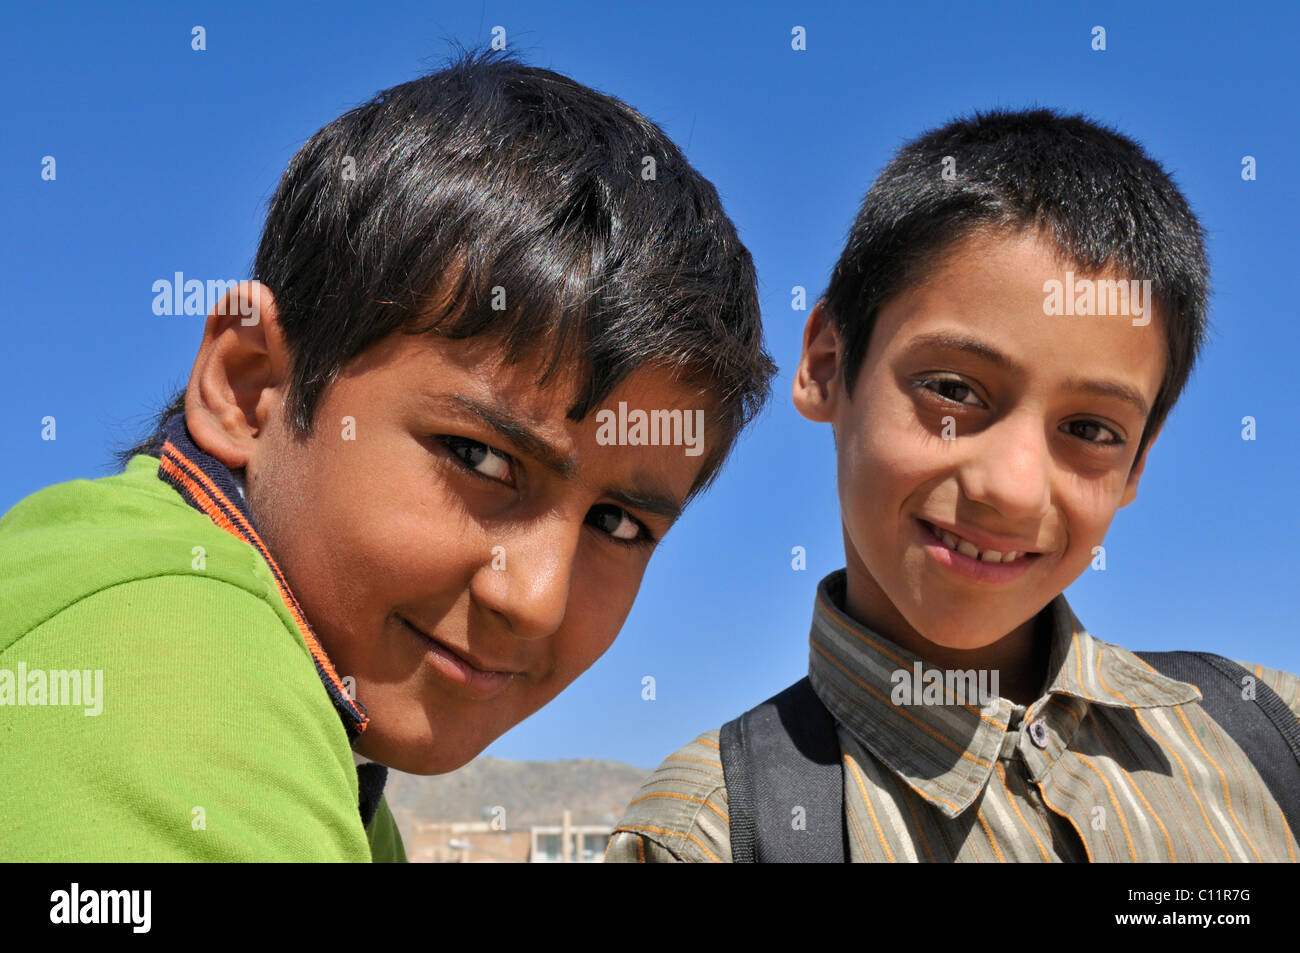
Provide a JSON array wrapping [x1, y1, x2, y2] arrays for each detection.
[[927, 521, 1027, 564]]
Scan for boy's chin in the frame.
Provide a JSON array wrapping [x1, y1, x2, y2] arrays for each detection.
[[913, 622, 1018, 652], [902, 601, 1032, 652], [356, 726, 491, 776]]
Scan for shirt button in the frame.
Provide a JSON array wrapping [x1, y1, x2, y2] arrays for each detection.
[[1028, 719, 1050, 749]]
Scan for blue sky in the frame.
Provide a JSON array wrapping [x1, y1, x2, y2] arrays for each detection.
[[4, 1, 1297, 770]]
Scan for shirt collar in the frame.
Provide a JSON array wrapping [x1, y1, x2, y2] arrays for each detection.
[[151, 410, 371, 742], [806, 569, 1201, 818]]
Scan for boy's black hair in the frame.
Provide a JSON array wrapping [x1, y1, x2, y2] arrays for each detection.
[[118, 49, 775, 502], [822, 108, 1209, 462]]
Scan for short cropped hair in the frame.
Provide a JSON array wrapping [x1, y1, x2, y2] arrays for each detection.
[[121, 49, 775, 502], [822, 108, 1209, 462]]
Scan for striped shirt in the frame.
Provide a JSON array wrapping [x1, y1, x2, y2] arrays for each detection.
[[606, 569, 1300, 862]]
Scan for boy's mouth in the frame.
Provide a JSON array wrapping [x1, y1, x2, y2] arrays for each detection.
[[397, 615, 523, 699], [917, 518, 1043, 568]]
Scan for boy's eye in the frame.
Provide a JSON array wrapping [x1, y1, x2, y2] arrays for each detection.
[[587, 503, 654, 548], [439, 437, 656, 548], [918, 376, 983, 407], [1062, 419, 1123, 446], [911, 379, 1125, 448], [440, 436, 514, 484]]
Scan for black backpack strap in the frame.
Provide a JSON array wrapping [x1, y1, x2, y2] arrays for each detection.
[[1136, 650, 1300, 839], [719, 676, 847, 862], [356, 761, 389, 829]]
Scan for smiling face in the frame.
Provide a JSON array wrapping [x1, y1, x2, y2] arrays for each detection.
[[187, 287, 714, 775], [793, 227, 1167, 665]]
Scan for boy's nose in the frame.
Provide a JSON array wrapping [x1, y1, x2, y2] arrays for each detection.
[[956, 415, 1053, 524], [470, 516, 580, 641]]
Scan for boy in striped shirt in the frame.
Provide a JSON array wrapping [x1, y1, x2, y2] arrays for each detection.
[[607, 109, 1300, 863]]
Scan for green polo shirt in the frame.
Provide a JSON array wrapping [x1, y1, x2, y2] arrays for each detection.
[[0, 451, 405, 861]]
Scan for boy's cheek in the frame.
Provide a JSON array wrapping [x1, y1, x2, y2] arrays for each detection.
[[549, 598, 627, 678], [1059, 506, 1118, 577]]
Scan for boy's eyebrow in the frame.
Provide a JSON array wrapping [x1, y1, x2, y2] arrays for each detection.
[[424, 393, 685, 523], [901, 332, 1150, 418], [604, 487, 683, 523], [1059, 377, 1150, 419], [901, 331, 1017, 372]]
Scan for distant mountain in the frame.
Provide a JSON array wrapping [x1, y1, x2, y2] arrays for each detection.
[[382, 756, 651, 842]]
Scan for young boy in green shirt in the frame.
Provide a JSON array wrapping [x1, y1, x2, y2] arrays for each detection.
[[607, 109, 1300, 863], [0, 51, 775, 861]]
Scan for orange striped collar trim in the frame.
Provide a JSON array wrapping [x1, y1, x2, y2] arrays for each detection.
[[153, 411, 370, 741]]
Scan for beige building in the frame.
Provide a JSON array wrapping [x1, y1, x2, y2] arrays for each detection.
[[407, 810, 612, 863]]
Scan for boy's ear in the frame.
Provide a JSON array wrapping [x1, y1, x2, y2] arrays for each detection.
[[792, 300, 844, 423], [1119, 425, 1162, 508], [184, 281, 291, 470]]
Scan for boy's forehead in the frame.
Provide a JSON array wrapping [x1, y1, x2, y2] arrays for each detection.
[[904, 227, 1143, 296], [376, 329, 714, 420]]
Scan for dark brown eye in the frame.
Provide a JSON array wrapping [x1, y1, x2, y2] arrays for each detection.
[[587, 504, 650, 546], [1063, 420, 1121, 445], [918, 377, 983, 407], [440, 436, 514, 483]]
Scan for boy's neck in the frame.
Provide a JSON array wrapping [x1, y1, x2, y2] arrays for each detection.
[[839, 566, 1052, 708]]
